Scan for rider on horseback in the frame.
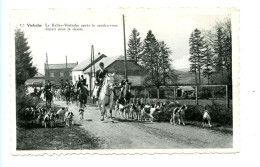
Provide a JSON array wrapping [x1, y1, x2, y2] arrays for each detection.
[[95, 62, 108, 100], [120, 77, 132, 95], [65, 79, 71, 89], [45, 80, 52, 91]]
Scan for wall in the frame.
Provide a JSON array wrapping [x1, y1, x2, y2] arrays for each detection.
[[72, 71, 84, 84], [45, 68, 73, 85]]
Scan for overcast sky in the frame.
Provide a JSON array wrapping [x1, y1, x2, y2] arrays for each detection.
[[12, 9, 230, 74]]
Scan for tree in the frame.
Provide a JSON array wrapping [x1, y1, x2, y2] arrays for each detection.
[[213, 26, 225, 82], [202, 44, 214, 84], [127, 28, 142, 64], [15, 29, 37, 86], [141, 30, 175, 99], [189, 29, 205, 84], [211, 17, 232, 85]]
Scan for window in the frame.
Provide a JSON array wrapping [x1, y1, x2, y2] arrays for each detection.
[[70, 72, 72, 76], [60, 72, 64, 77], [50, 72, 54, 77]]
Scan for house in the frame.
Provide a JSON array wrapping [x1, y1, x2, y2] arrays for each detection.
[[45, 63, 78, 85], [25, 72, 45, 87], [74, 54, 146, 96], [71, 53, 106, 84], [176, 86, 195, 97]]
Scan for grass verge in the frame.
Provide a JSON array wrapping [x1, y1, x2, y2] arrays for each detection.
[[17, 124, 102, 150]]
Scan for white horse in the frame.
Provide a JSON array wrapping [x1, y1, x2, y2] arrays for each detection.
[[96, 73, 115, 121]]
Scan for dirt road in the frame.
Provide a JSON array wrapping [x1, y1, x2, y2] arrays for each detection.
[[57, 101, 232, 149]]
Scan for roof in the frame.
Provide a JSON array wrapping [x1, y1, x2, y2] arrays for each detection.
[[84, 56, 119, 73], [25, 78, 45, 85], [84, 55, 139, 74], [178, 86, 195, 91], [34, 72, 44, 78], [72, 54, 106, 71], [45, 63, 77, 70]]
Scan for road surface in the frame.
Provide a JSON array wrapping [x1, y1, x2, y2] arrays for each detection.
[[56, 100, 232, 149]]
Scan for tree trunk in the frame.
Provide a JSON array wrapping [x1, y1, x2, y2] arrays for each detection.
[[157, 87, 160, 100]]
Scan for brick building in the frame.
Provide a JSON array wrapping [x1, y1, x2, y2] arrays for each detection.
[[45, 63, 78, 85]]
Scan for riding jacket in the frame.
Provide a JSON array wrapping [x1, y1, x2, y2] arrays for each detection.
[[95, 69, 108, 85], [44, 84, 52, 91]]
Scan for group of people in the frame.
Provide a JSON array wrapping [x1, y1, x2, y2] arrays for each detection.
[[42, 62, 132, 101]]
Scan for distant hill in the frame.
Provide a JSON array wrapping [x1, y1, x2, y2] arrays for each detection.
[[176, 67, 190, 72], [174, 68, 208, 85]]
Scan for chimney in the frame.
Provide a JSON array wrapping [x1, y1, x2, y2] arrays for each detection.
[[98, 52, 100, 55], [76, 61, 78, 65]]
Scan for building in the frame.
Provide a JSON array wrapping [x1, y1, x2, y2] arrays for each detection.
[[72, 53, 106, 84], [73, 55, 146, 96], [45, 63, 78, 85], [25, 72, 45, 87]]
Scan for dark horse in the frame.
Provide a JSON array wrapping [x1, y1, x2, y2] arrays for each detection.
[[71, 87, 79, 106], [77, 81, 89, 108], [63, 85, 71, 105], [122, 81, 132, 104], [44, 89, 53, 108]]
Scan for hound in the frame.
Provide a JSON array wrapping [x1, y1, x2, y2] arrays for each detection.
[[202, 109, 212, 127], [65, 110, 74, 126], [43, 113, 55, 128], [55, 107, 67, 122], [170, 105, 188, 125], [140, 104, 161, 122], [79, 108, 84, 121]]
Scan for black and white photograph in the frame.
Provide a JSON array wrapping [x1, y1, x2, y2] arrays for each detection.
[[11, 8, 239, 153]]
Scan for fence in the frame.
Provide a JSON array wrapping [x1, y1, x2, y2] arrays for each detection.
[[126, 84, 231, 108]]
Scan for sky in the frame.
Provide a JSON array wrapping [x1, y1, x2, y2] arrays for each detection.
[[11, 9, 230, 74]]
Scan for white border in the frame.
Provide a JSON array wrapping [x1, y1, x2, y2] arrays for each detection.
[[9, 8, 239, 155]]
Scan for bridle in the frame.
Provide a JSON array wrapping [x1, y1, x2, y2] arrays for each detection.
[[102, 76, 115, 97]]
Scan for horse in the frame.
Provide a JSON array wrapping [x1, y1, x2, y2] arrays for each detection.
[[55, 88, 62, 101], [44, 89, 53, 108], [122, 81, 132, 104], [77, 81, 88, 108], [71, 87, 79, 106], [63, 85, 71, 105], [96, 73, 115, 121]]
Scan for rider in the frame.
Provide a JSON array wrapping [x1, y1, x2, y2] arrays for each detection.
[[95, 62, 108, 99], [81, 75, 87, 86], [65, 79, 71, 89], [120, 77, 132, 95], [44, 80, 52, 92]]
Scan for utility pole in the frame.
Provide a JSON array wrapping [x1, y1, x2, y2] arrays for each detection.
[[123, 14, 127, 79], [90, 47, 93, 94], [92, 45, 95, 74], [66, 55, 68, 83], [46, 53, 49, 83]]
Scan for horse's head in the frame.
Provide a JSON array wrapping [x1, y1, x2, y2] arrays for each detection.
[[104, 73, 115, 90]]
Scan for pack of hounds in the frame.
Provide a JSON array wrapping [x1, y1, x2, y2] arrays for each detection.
[[23, 104, 85, 128], [115, 97, 212, 127], [22, 98, 212, 128]]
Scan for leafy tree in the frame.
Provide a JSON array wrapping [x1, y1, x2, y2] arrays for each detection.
[[127, 28, 142, 64], [141, 30, 175, 99], [15, 29, 37, 86], [189, 29, 205, 84]]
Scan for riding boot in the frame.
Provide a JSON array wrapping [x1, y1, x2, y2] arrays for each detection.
[[113, 90, 117, 100]]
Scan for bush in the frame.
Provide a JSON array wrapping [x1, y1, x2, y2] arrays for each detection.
[[16, 85, 39, 120], [185, 104, 232, 126]]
